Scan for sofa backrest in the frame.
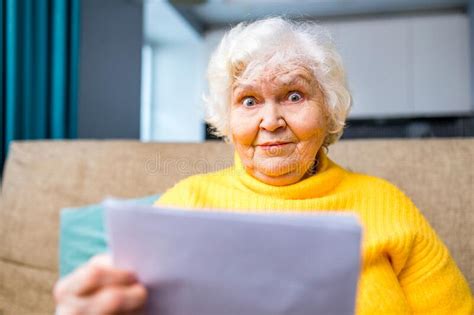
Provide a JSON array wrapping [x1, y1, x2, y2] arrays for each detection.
[[0, 139, 473, 314]]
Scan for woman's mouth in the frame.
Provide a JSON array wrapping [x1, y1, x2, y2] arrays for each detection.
[[258, 142, 291, 150]]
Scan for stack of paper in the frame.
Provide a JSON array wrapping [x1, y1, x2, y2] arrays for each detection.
[[104, 199, 362, 315]]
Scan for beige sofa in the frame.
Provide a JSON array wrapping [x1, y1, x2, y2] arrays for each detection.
[[0, 139, 473, 314]]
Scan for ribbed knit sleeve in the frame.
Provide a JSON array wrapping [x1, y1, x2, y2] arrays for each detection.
[[394, 193, 473, 314], [154, 176, 193, 208]]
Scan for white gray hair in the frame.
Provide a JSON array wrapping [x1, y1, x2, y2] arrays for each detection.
[[204, 17, 352, 146]]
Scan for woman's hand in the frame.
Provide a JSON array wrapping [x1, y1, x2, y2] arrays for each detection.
[[53, 254, 148, 314]]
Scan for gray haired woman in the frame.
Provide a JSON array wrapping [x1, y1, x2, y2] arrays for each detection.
[[54, 17, 473, 314]]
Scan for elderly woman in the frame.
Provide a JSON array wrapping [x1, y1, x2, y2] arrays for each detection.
[[54, 17, 473, 314]]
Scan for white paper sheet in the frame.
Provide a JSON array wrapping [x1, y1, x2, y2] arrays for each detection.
[[104, 199, 362, 315]]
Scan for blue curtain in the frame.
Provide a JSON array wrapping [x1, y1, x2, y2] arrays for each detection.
[[0, 0, 80, 175]]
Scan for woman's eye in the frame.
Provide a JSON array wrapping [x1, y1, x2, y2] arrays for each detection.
[[242, 96, 257, 107], [288, 92, 303, 103]]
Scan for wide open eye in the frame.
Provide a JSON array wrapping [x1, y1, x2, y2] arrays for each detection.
[[242, 96, 257, 107], [287, 91, 303, 103]]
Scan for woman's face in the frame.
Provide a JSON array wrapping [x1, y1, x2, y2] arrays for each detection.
[[230, 64, 328, 186]]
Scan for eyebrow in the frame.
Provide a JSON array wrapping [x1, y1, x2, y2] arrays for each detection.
[[232, 83, 255, 93], [278, 74, 313, 87]]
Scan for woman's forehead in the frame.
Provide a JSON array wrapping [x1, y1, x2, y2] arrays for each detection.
[[233, 65, 315, 89]]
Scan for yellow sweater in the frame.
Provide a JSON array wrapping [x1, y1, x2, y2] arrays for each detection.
[[155, 151, 473, 314]]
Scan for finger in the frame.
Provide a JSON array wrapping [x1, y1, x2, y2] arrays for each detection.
[[55, 284, 147, 315], [89, 253, 113, 267], [55, 296, 89, 315], [84, 283, 148, 315], [54, 259, 138, 300]]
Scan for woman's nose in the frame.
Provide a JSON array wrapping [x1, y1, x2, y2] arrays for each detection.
[[259, 103, 286, 132]]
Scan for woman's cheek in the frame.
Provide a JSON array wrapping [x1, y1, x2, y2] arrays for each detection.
[[288, 106, 327, 141], [230, 109, 260, 145]]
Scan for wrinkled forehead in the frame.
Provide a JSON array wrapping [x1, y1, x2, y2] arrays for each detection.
[[233, 59, 316, 88]]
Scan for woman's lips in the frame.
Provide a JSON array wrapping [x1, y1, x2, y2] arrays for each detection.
[[257, 142, 291, 150]]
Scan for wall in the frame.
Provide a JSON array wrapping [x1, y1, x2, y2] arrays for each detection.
[[142, 1, 205, 142], [78, 0, 143, 138], [149, 42, 205, 142], [324, 12, 471, 118]]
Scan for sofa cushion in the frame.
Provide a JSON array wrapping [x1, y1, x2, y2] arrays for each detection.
[[59, 194, 161, 277], [0, 260, 56, 314]]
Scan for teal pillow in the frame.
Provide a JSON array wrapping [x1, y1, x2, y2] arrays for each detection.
[[59, 194, 161, 278]]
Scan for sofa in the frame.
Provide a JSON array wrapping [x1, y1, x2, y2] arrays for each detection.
[[0, 138, 472, 314]]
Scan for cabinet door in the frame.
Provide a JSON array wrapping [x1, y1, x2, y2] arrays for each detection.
[[328, 18, 412, 118], [412, 14, 471, 115]]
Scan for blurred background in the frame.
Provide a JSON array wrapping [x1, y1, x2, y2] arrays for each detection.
[[1, 0, 473, 172]]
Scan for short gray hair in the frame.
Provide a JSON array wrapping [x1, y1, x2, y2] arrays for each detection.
[[204, 17, 352, 146]]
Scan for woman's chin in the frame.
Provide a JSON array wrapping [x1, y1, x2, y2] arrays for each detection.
[[252, 169, 305, 186]]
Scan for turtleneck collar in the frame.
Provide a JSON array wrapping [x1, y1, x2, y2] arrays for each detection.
[[233, 150, 347, 200]]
